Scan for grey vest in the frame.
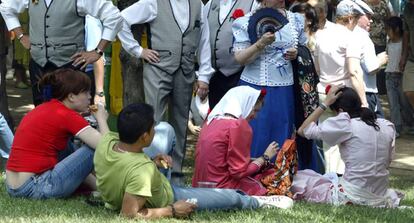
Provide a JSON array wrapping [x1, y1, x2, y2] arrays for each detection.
[[208, 0, 254, 76], [147, 0, 201, 75], [29, 0, 85, 67]]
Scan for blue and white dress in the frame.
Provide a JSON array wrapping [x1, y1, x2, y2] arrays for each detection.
[[232, 10, 307, 158]]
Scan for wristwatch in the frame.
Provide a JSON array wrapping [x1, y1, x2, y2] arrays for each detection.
[[95, 91, 104, 97], [94, 47, 104, 56]]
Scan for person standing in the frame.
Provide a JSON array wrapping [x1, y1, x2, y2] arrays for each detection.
[[354, 6, 388, 117], [385, 16, 414, 138], [400, 0, 414, 108], [205, 0, 259, 109], [366, 0, 391, 95], [118, 0, 214, 185], [232, 0, 306, 159], [313, 0, 368, 174], [0, 0, 122, 106]]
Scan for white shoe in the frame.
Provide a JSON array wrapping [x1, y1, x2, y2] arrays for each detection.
[[252, 195, 294, 209], [5, 69, 14, 80]]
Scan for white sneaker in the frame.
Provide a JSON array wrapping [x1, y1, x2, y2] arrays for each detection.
[[5, 69, 14, 80], [252, 195, 294, 209]]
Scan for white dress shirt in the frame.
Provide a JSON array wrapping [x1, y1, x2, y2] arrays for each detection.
[[0, 0, 122, 41], [118, 0, 214, 84], [204, 0, 260, 24]]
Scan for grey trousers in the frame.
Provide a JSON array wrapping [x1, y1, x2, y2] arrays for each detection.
[[143, 64, 194, 175]]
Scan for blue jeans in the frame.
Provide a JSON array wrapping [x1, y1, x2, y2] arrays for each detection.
[[366, 92, 384, 118], [6, 145, 94, 199], [143, 122, 175, 158], [386, 72, 414, 132], [171, 185, 259, 210], [0, 113, 13, 159]]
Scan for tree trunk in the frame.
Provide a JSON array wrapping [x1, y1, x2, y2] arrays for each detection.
[[0, 14, 14, 130], [118, 0, 146, 106]]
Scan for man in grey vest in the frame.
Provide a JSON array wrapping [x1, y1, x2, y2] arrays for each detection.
[[205, 0, 258, 109], [118, 0, 214, 185], [0, 0, 122, 106]]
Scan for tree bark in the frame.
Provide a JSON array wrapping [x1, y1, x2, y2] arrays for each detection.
[[0, 14, 14, 130], [118, 0, 146, 106]]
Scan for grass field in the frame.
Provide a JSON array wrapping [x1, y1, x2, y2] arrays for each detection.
[[1, 164, 413, 223]]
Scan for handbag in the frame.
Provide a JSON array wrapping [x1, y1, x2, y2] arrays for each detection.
[[261, 135, 298, 197]]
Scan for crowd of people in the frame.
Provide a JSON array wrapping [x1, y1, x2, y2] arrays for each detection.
[[0, 0, 412, 219]]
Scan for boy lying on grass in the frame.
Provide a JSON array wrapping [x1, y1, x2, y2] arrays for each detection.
[[94, 103, 294, 219]]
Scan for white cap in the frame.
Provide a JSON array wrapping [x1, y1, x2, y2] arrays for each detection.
[[337, 0, 373, 16]]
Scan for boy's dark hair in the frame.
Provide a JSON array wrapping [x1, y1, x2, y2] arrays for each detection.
[[39, 68, 91, 101], [385, 16, 403, 37], [329, 87, 380, 131], [117, 103, 155, 144]]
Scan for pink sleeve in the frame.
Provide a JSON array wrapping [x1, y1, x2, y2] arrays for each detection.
[[303, 113, 353, 146], [227, 120, 253, 179], [244, 162, 261, 176]]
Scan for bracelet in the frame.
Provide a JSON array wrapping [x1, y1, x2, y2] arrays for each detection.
[[169, 204, 176, 217], [261, 154, 270, 166], [17, 33, 24, 41], [319, 102, 328, 111]]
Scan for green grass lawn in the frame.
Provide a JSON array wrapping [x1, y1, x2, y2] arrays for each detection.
[[1, 168, 413, 223], [1, 134, 413, 223]]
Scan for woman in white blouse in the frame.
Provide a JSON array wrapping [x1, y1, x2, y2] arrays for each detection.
[[292, 85, 402, 208], [232, 0, 307, 159]]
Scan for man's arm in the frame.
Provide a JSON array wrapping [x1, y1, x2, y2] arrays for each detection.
[[71, 0, 122, 69], [196, 1, 215, 99], [121, 192, 196, 219], [0, 0, 30, 48], [117, 0, 160, 63], [347, 57, 368, 107], [0, 0, 27, 31]]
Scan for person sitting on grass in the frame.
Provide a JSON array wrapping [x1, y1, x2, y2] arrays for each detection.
[[192, 86, 279, 195], [292, 85, 403, 208], [5, 68, 109, 199], [94, 103, 294, 219]]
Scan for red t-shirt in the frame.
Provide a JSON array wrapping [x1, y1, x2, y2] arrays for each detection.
[[7, 99, 90, 173]]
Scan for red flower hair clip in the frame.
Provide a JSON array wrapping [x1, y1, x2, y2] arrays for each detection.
[[232, 9, 245, 20], [325, 85, 332, 95]]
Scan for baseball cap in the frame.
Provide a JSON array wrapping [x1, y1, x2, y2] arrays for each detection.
[[336, 0, 373, 16]]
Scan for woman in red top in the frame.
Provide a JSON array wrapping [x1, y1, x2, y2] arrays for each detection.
[[192, 86, 279, 195], [5, 68, 109, 199]]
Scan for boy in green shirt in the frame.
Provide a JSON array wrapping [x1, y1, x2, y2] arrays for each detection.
[[94, 103, 293, 219]]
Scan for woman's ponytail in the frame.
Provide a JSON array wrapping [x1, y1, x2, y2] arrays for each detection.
[[359, 107, 380, 131], [330, 87, 380, 131]]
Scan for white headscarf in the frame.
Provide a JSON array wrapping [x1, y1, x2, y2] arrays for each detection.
[[207, 86, 261, 124]]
